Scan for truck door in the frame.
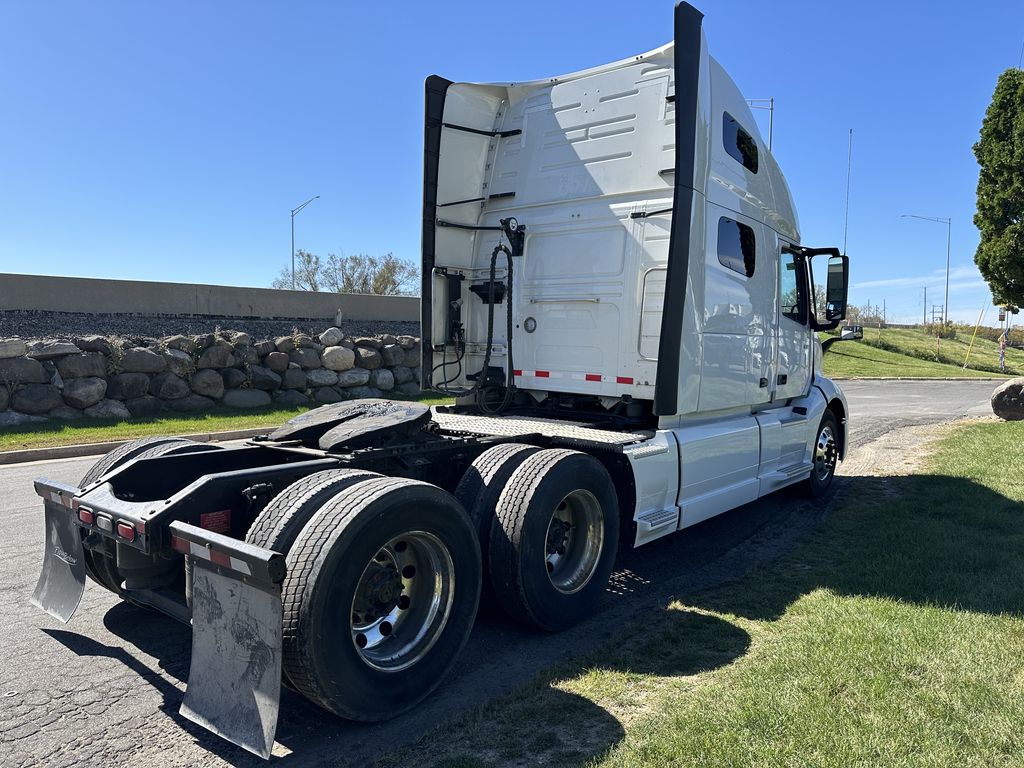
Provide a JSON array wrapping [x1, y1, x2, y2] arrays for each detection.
[[774, 241, 811, 400]]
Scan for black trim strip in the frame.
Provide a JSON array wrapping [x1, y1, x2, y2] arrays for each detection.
[[438, 196, 486, 208], [442, 122, 522, 139], [436, 219, 503, 232], [488, 191, 516, 200], [666, 94, 676, 103], [654, 2, 704, 416], [630, 207, 674, 220], [421, 75, 454, 387]]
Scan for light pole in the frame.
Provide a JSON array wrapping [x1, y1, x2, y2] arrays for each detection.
[[290, 195, 320, 290], [901, 214, 951, 324]]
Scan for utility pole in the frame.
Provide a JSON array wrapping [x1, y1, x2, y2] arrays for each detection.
[[923, 286, 927, 326], [290, 195, 320, 290], [901, 214, 951, 325]]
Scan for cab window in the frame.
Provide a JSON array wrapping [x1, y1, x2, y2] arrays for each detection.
[[718, 217, 756, 278], [780, 249, 806, 324], [724, 112, 758, 173]]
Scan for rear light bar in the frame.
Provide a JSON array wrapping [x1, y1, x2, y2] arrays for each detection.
[[78, 507, 95, 526], [116, 521, 136, 542]]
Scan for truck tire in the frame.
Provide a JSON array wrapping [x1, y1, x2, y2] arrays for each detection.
[[804, 411, 839, 499], [282, 477, 481, 720], [454, 443, 540, 588], [488, 449, 618, 632], [79, 437, 220, 596]]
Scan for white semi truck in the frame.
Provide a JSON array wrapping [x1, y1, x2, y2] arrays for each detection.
[[30, 2, 853, 759]]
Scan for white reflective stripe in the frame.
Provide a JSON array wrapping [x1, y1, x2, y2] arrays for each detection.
[[49, 491, 63, 505], [190, 541, 209, 561], [230, 557, 253, 576]]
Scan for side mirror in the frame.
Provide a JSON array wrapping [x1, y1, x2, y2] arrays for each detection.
[[824, 255, 849, 323], [840, 324, 863, 340]]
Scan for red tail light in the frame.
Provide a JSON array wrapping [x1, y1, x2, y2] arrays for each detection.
[[116, 522, 136, 542], [78, 508, 95, 526]]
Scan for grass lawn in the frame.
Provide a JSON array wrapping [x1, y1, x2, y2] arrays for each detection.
[[375, 419, 1024, 768], [822, 337, 1006, 379], [0, 394, 454, 452]]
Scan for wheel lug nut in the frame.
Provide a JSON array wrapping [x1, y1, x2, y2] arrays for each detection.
[[380, 621, 393, 636], [398, 595, 411, 610], [402, 565, 416, 579], [355, 633, 368, 648]]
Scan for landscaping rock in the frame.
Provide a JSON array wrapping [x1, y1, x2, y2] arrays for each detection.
[[0, 385, 7, 411], [27, 341, 81, 360], [63, 377, 107, 409], [397, 335, 417, 350], [314, 387, 344, 404], [0, 338, 27, 359], [164, 335, 196, 353], [149, 372, 190, 400], [319, 327, 344, 347], [289, 348, 322, 369], [274, 336, 295, 353], [77, 335, 115, 355], [197, 344, 236, 369], [381, 334, 398, 346], [255, 340, 277, 357], [250, 365, 282, 391], [12, 384, 63, 414], [56, 352, 106, 379], [282, 367, 307, 390], [231, 331, 252, 346], [163, 348, 194, 377], [0, 357, 48, 384], [391, 365, 414, 385], [170, 394, 215, 413], [335, 368, 371, 388], [306, 368, 339, 387], [403, 346, 421, 367], [107, 372, 151, 400], [193, 333, 216, 350], [0, 410, 46, 427], [381, 344, 404, 367], [84, 399, 132, 420], [48, 405, 85, 420], [221, 368, 248, 389], [235, 346, 259, 365], [264, 352, 290, 372], [190, 369, 225, 398], [126, 396, 167, 418], [370, 368, 395, 391], [354, 346, 382, 370], [294, 334, 317, 349], [346, 385, 384, 400], [397, 381, 421, 397], [322, 345, 356, 371], [274, 390, 310, 407], [340, 338, 355, 349], [991, 377, 1024, 421], [121, 347, 167, 373], [223, 388, 272, 409]]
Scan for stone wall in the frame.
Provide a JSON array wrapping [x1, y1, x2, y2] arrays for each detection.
[[0, 328, 421, 427]]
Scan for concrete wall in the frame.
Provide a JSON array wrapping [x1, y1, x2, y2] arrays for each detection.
[[0, 273, 418, 322]]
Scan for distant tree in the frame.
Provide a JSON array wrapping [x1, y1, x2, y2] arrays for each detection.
[[973, 68, 1024, 310], [272, 251, 418, 295]]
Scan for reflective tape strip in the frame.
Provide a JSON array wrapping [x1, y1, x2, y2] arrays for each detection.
[[513, 370, 636, 386], [171, 534, 253, 576]]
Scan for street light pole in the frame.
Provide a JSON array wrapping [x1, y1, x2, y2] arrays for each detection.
[[901, 214, 951, 324], [290, 195, 320, 290]]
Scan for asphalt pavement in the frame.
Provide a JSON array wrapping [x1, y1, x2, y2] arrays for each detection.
[[0, 379, 1000, 768]]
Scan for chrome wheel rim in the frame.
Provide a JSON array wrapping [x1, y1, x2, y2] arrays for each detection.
[[814, 424, 838, 481], [544, 490, 604, 595], [350, 531, 454, 672]]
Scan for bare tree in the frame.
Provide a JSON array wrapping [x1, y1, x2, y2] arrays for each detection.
[[272, 251, 418, 295]]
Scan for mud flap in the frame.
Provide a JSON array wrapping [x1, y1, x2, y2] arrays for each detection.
[[30, 482, 86, 623], [170, 521, 287, 760]]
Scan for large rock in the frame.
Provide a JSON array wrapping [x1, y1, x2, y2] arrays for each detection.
[[391, 365, 414, 385], [264, 352, 290, 372], [274, 336, 295, 353], [254, 340, 277, 357], [126, 396, 167, 418], [149, 372, 190, 400], [235, 346, 259, 365], [193, 333, 215, 350], [197, 344, 236, 369], [346, 385, 384, 400], [293, 334, 317, 349], [223, 388, 272, 409], [0, 338, 27, 359], [76, 335, 115, 355], [274, 389, 311, 407], [164, 335, 196, 353], [354, 337, 382, 350], [107, 372, 151, 400], [0, 357, 47, 384], [231, 332, 252, 347], [170, 394, 215, 413], [56, 352, 106, 379], [370, 368, 395, 391], [12, 384, 63, 414], [163, 348, 194, 377], [121, 347, 167, 373], [306, 368, 339, 387], [0, 384, 7, 411], [319, 327, 344, 347], [991, 377, 1024, 421], [354, 347, 382, 370], [289, 348, 322, 369], [335, 368, 371, 388], [381, 334, 398, 347], [396, 381, 422, 397], [314, 387, 344, 404], [322, 346, 356, 372], [27, 341, 81, 360], [403, 346, 422, 367], [190, 369, 225, 398], [0, 410, 46, 427], [282, 367, 307, 390], [49, 405, 85, 421], [250, 365, 282, 391], [381, 344, 404, 367], [62, 377, 107, 409], [397, 335, 417, 350], [84, 399, 132, 420], [221, 368, 248, 389]]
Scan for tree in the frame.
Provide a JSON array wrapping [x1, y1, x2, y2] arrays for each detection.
[[973, 68, 1024, 310], [272, 251, 418, 295]]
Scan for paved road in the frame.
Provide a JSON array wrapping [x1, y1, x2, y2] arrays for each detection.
[[0, 380, 999, 767]]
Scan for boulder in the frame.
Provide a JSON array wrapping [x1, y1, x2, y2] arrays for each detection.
[[190, 369, 225, 398], [370, 368, 395, 391], [84, 399, 132, 420], [289, 348, 322, 369], [164, 335, 196, 353], [346, 385, 384, 400], [149, 372, 190, 400], [56, 352, 107, 379], [282, 367, 307, 390], [0, 410, 46, 427], [274, 389, 311, 407], [0, 384, 7, 411], [390, 365, 414, 385], [255, 340, 277, 357], [319, 327, 344, 347], [403, 346, 422, 367], [48, 405, 85, 420], [340, 338, 355, 349], [397, 335, 417, 350], [197, 344, 236, 369], [62, 377, 107, 409], [126, 396, 167, 418], [77, 335, 115, 355], [235, 346, 259, 365], [274, 336, 295, 353], [306, 368, 339, 387], [322, 346, 356, 372], [250, 365, 282, 391], [231, 332, 252, 347], [193, 333, 216, 350], [223, 388, 272, 409], [0, 338, 27, 359], [335, 368, 371, 388], [991, 377, 1024, 421], [27, 341, 81, 360], [354, 347, 382, 370], [354, 337, 382, 350], [121, 347, 167, 373], [221, 368, 248, 389], [397, 381, 422, 397], [12, 384, 63, 414], [381, 344, 404, 367], [294, 334, 317, 349], [163, 348, 194, 377], [0, 357, 48, 384], [170, 394, 216, 413], [314, 387, 344, 404], [264, 352, 290, 372], [381, 334, 398, 346], [107, 372, 151, 400]]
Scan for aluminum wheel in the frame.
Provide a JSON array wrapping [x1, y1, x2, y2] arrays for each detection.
[[544, 489, 605, 595], [350, 531, 455, 672], [814, 423, 838, 481]]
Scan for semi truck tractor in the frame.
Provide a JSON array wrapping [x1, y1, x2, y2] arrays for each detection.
[[30, 2, 852, 759]]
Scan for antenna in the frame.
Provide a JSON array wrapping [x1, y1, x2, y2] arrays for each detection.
[[843, 128, 853, 255]]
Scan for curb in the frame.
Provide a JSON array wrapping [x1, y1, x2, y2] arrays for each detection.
[[0, 427, 271, 466]]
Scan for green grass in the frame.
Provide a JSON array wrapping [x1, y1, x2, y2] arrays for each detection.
[[0, 394, 454, 451], [373, 420, 1024, 768]]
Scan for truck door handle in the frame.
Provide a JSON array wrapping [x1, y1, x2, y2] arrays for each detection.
[[777, 374, 788, 385]]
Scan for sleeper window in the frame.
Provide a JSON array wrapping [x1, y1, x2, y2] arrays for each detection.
[[723, 112, 758, 173], [718, 217, 756, 278]]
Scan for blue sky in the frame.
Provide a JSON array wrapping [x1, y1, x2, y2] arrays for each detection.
[[1, 1, 1021, 324]]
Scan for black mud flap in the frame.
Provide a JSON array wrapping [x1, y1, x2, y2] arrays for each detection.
[[170, 521, 287, 760], [30, 480, 86, 623]]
